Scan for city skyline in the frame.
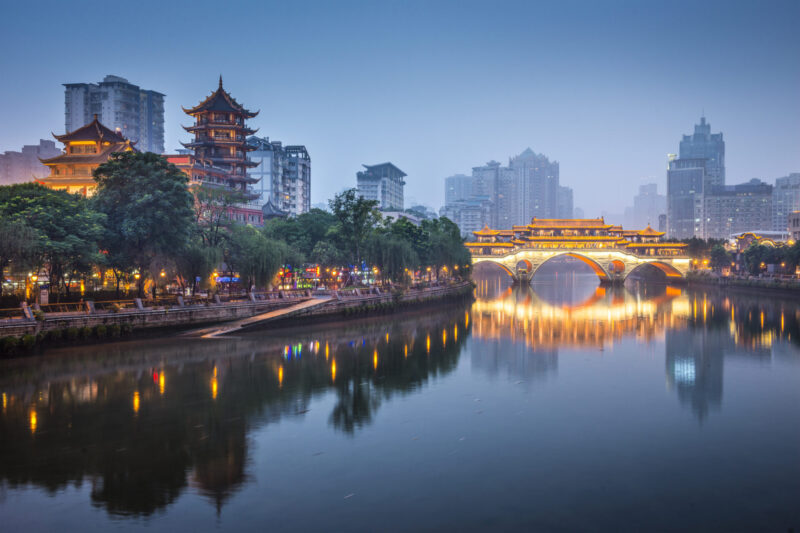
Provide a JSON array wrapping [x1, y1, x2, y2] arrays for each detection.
[[1, 0, 798, 212]]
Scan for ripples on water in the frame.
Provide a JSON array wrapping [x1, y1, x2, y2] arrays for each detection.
[[1, 270, 798, 531]]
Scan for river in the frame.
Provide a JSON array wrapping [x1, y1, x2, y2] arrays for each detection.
[[1, 272, 798, 531]]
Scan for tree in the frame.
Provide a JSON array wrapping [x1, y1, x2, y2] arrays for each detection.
[[0, 217, 39, 296], [329, 189, 380, 265], [0, 183, 105, 299], [193, 186, 246, 248], [225, 225, 286, 290], [175, 238, 221, 296], [92, 152, 195, 298], [709, 244, 732, 272]]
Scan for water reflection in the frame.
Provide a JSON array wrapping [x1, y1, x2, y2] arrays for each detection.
[[474, 272, 800, 421], [0, 306, 470, 517]]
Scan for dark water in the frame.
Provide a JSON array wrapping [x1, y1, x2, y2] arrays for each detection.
[[1, 273, 799, 532]]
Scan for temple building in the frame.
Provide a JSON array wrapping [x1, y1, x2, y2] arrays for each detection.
[[38, 116, 137, 196], [467, 218, 686, 257], [179, 77, 263, 225]]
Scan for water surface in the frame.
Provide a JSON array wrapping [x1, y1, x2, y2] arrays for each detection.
[[1, 273, 798, 531]]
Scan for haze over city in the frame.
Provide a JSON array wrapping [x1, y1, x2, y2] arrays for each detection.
[[1, 0, 798, 212]]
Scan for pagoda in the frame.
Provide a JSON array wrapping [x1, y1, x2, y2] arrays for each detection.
[[38, 116, 136, 196], [180, 76, 262, 225]]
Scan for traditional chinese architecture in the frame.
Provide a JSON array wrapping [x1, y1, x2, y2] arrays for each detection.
[[178, 76, 262, 225], [467, 217, 689, 283], [38, 116, 136, 196]]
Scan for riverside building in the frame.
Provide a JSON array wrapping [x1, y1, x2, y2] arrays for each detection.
[[38, 116, 137, 196]]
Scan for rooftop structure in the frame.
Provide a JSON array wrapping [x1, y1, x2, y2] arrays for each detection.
[[38, 116, 137, 196]]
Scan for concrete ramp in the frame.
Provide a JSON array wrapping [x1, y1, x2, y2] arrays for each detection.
[[188, 297, 332, 338]]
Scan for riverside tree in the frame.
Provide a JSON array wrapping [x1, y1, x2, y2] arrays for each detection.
[[0, 183, 105, 299], [92, 152, 195, 298]]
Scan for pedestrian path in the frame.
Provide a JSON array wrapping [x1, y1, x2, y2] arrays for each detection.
[[186, 297, 332, 338]]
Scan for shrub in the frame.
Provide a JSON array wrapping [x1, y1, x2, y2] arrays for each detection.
[[94, 325, 107, 338], [79, 326, 92, 339], [108, 324, 121, 337], [33, 309, 45, 322], [65, 327, 79, 341], [47, 328, 63, 342], [1, 336, 19, 355], [21, 334, 37, 350], [121, 323, 133, 335]]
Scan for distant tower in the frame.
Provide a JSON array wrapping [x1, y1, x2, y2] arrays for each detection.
[[678, 116, 725, 188]]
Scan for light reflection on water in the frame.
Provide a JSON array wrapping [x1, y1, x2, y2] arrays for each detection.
[[0, 272, 799, 531]]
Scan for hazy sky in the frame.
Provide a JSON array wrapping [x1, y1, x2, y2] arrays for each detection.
[[2, 0, 798, 213]]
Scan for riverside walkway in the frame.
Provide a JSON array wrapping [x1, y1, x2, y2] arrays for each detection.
[[189, 296, 333, 338]]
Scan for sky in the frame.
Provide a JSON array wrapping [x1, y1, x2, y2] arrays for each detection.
[[1, 0, 798, 214]]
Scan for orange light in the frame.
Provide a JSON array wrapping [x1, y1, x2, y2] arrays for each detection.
[[29, 408, 37, 433], [426, 334, 431, 354], [373, 349, 378, 370], [133, 391, 140, 413], [211, 377, 218, 399], [331, 359, 337, 382], [159, 373, 165, 395], [278, 366, 284, 387], [325, 342, 329, 360]]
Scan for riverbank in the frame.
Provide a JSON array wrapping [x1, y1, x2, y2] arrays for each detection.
[[0, 281, 474, 356], [686, 274, 800, 294]]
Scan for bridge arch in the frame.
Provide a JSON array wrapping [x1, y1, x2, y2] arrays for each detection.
[[531, 252, 611, 282], [472, 259, 515, 278], [625, 261, 683, 280]]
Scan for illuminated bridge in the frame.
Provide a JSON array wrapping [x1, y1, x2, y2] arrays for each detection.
[[466, 218, 690, 283]]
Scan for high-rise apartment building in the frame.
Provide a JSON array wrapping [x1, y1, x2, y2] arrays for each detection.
[[64, 75, 165, 153], [667, 117, 725, 239], [667, 157, 706, 239], [703, 179, 773, 239], [357, 163, 406, 210], [0, 140, 61, 185], [439, 196, 492, 238], [509, 148, 560, 221], [772, 173, 800, 232], [557, 186, 574, 218], [630, 183, 666, 229], [248, 138, 312, 217], [444, 174, 474, 205]]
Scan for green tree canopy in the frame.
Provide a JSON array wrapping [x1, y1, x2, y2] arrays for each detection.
[[92, 152, 195, 297], [329, 189, 380, 265]]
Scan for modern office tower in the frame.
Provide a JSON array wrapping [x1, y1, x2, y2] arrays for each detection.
[[180, 77, 262, 225], [679, 116, 725, 188], [666, 116, 725, 239], [772, 173, 800, 231], [356, 162, 406, 210], [557, 186, 574, 218], [631, 183, 666, 229], [0, 140, 61, 185], [703, 179, 773, 239], [64, 75, 165, 153], [445, 174, 474, 204], [667, 157, 707, 239], [509, 148, 560, 222], [439, 196, 493, 238]]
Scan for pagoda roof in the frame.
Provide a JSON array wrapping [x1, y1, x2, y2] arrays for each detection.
[[40, 140, 136, 165], [53, 116, 128, 143], [473, 224, 501, 236], [527, 217, 613, 229], [464, 242, 514, 248], [262, 199, 289, 218], [625, 242, 687, 248], [638, 224, 665, 236], [182, 76, 258, 118]]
